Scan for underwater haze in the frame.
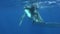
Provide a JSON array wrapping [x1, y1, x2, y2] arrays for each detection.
[[0, 0, 60, 34]]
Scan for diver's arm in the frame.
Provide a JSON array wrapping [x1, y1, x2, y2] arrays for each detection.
[[19, 13, 26, 26]]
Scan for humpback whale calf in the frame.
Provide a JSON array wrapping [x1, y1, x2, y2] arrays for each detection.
[[19, 0, 44, 26]]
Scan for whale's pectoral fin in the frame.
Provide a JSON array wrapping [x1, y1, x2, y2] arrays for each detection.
[[33, 11, 44, 24], [37, 11, 44, 22], [19, 13, 26, 26]]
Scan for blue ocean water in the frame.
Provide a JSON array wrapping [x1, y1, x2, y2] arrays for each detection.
[[0, 0, 60, 34]]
